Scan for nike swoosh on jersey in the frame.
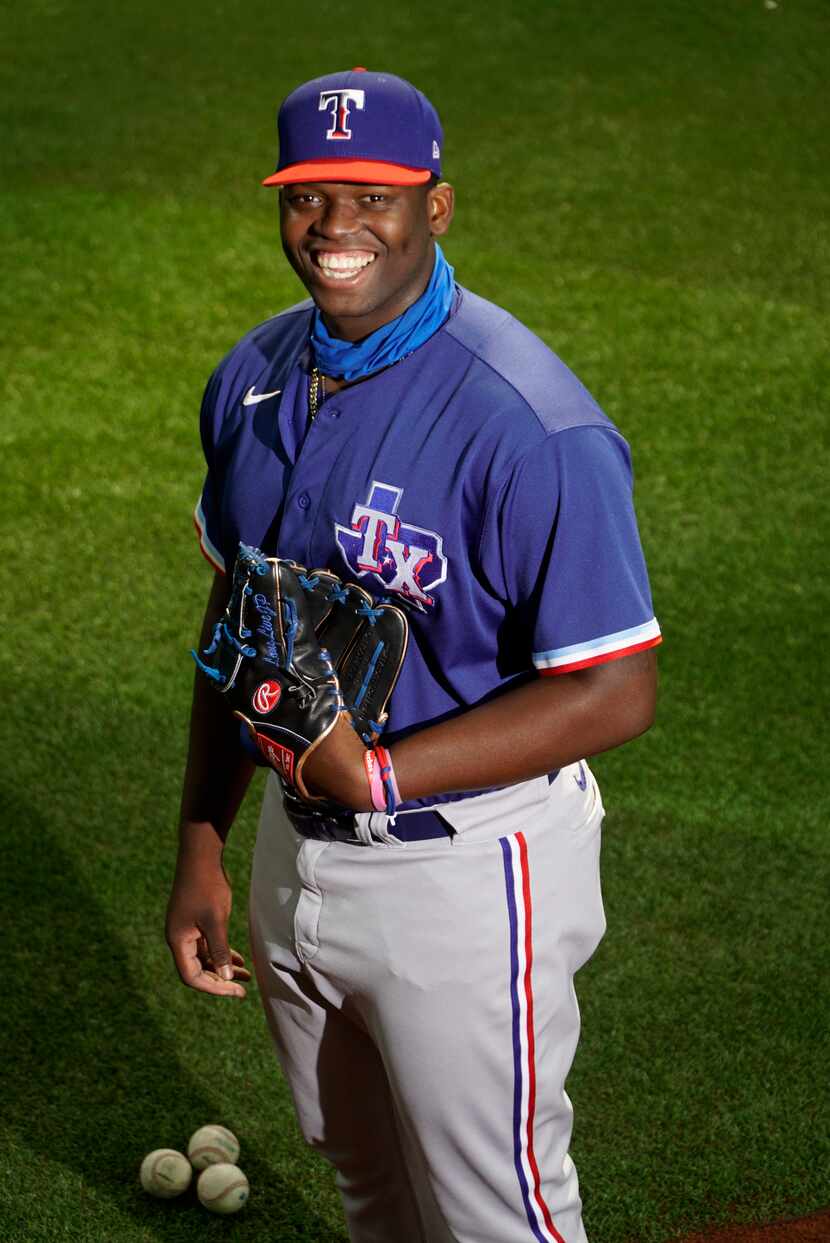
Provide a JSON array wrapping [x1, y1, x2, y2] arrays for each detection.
[[242, 386, 282, 406]]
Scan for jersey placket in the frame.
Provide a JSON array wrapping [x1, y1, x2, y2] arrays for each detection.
[[277, 377, 352, 565]]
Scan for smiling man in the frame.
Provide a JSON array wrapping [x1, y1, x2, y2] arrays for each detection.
[[166, 69, 661, 1243], [281, 180, 449, 338]]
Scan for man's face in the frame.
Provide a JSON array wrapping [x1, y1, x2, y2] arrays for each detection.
[[280, 181, 453, 342]]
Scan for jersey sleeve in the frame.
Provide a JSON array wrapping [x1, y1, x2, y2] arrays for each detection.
[[482, 425, 661, 674], [192, 366, 227, 574]]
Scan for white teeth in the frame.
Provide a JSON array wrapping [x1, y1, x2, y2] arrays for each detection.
[[317, 252, 376, 277]]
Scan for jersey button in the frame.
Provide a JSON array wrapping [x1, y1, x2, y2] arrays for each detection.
[[297, 492, 311, 510], [327, 406, 340, 419]]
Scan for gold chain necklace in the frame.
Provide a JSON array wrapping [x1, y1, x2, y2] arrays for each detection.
[[308, 367, 324, 421]]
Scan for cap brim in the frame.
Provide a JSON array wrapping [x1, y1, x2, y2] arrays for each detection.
[[262, 159, 432, 187]]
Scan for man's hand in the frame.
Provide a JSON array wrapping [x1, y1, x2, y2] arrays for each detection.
[[301, 714, 372, 809], [165, 835, 251, 999]]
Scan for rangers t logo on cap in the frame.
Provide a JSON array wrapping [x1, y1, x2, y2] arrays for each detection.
[[262, 67, 443, 187], [319, 88, 365, 140]]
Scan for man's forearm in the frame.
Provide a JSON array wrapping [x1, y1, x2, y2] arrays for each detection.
[[391, 648, 658, 801], [178, 572, 255, 856], [305, 647, 658, 809], [178, 673, 255, 850]]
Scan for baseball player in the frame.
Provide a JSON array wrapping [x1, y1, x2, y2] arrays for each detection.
[[166, 68, 661, 1243]]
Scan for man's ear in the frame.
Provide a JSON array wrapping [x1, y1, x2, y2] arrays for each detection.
[[428, 181, 455, 237]]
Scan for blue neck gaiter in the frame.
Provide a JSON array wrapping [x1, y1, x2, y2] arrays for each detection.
[[310, 243, 455, 382]]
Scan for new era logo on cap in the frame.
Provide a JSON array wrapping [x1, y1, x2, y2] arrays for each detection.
[[262, 67, 443, 187]]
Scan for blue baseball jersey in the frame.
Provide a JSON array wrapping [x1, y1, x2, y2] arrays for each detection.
[[194, 286, 661, 805]]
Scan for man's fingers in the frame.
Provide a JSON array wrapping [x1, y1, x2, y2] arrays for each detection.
[[203, 944, 253, 982], [204, 924, 234, 981], [182, 953, 247, 997], [169, 929, 246, 998], [190, 968, 247, 998], [227, 947, 251, 979]]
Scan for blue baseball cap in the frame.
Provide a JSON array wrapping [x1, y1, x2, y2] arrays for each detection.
[[262, 68, 443, 187]]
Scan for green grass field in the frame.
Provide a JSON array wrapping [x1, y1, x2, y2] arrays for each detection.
[[1, 2, 827, 1240]]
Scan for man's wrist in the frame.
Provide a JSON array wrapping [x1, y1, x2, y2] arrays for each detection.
[[363, 745, 402, 815], [177, 818, 227, 861]]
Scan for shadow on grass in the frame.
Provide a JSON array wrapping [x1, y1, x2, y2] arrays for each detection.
[[0, 787, 343, 1242]]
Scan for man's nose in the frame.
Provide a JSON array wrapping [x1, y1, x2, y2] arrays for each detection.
[[314, 198, 360, 238]]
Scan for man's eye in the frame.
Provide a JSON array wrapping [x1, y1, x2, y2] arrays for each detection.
[[364, 194, 387, 204]]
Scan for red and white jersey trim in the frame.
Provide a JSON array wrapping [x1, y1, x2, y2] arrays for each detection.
[[535, 617, 662, 676], [193, 497, 226, 574]]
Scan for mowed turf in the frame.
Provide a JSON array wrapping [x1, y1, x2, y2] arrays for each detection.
[[1, 2, 827, 1240]]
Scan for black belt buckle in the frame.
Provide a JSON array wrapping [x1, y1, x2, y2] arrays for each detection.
[[286, 807, 359, 843], [284, 799, 453, 844], [279, 781, 357, 842]]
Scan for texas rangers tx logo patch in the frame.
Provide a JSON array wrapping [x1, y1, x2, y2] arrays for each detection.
[[335, 481, 447, 610]]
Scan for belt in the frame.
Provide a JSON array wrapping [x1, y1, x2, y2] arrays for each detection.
[[285, 802, 453, 844], [283, 769, 562, 845]]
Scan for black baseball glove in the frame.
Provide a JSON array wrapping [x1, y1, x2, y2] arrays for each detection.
[[290, 565, 409, 745], [191, 545, 408, 800]]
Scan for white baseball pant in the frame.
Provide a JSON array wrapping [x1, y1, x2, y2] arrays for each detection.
[[249, 763, 606, 1243]]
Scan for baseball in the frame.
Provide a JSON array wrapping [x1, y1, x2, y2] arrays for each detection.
[[187, 1123, 240, 1170], [139, 1148, 192, 1198], [197, 1162, 250, 1214]]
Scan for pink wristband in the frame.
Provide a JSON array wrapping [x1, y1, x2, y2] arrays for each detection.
[[363, 748, 388, 812]]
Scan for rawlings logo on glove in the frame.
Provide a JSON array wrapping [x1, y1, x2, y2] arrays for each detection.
[[252, 680, 282, 714]]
